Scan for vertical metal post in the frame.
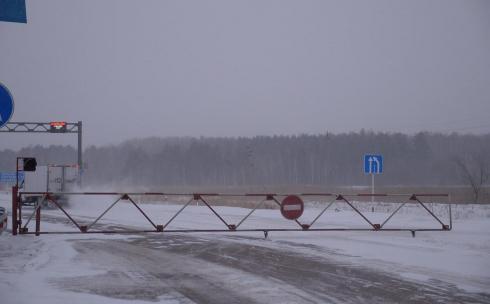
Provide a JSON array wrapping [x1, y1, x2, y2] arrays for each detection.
[[371, 174, 374, 203], [12, 186, 18, 235], [35, 204, 41, 236], [77, 121, 83, 187]]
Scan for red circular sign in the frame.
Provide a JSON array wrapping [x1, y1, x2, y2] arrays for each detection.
[[281, 195, 304, 220]]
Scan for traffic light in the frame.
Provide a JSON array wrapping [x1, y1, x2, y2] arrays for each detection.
[[49, 121, 67, 133], [23, 158, 37, 171]]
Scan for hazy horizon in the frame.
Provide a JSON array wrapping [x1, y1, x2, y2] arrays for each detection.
[[1, 0, 490, 150]]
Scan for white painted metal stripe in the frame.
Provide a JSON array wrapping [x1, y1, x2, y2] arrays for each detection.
[[283, 204, 302, 211]]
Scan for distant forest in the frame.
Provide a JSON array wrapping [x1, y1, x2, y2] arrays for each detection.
[[1, 132, 489, 188]]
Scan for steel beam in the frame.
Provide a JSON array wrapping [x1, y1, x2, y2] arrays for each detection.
[[16, 192, 453, 236]]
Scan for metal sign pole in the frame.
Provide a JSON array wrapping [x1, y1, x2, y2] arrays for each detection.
[[371, 173, 374, 203]]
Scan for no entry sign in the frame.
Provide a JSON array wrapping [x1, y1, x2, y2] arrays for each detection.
[[280, 195, 304, 220]]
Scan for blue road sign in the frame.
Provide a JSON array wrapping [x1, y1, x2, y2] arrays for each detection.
[[0, 0, 27, 23], [0, 83, 15, 128], [364, 154, 383, 174], [0, 172, 24, 184]]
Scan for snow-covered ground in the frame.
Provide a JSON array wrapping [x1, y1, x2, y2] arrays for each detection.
[[1, 191, 489, 303]]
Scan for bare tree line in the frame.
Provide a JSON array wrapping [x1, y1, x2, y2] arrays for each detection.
[[1, 132, 489, 199]]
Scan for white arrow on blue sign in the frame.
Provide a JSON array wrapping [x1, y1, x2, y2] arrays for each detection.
[[0, 82, 15, 128], [364, 154, 383, 174]]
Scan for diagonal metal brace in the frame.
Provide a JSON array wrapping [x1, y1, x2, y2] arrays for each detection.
[[46, 195, 82, 231], [126, 195, 158, 230], [381, 202, 407, 228], [198, 195, 232, 229], [235, 198, 266, 229], [163, 197, 194, 229], [338, 194, 376, 228], [86, 195, 123, 230], [22, 195, 46, 229], [309, 197, 337, 228], [411, 195, 447, 229]]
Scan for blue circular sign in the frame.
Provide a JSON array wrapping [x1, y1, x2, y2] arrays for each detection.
[[0, 82, 15, 128]]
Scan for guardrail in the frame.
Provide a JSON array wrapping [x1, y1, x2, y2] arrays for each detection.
[[12, 190, 452, 237]]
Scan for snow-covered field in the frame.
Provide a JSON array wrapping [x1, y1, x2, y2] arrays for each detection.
[[1, 191, 489, 303]]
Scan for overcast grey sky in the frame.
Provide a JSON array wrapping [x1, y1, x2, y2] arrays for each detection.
[[1, 0, 489, 150]]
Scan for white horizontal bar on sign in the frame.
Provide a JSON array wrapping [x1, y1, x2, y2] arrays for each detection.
[[283, 204, 302, 211]]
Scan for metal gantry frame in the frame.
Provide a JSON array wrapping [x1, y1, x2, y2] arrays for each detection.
[[11, 190, 452, 237], [0, 121, 83, 185]]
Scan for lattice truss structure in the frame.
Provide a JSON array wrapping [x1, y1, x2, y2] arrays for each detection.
[[12, 191, 452, 237], [0, 121, 79, 133]]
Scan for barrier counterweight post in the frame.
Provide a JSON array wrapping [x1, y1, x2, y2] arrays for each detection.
[[12, 186, 17, 235]]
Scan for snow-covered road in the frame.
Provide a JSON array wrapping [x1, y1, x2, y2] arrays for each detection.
[[1, 192, 489, 303]]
